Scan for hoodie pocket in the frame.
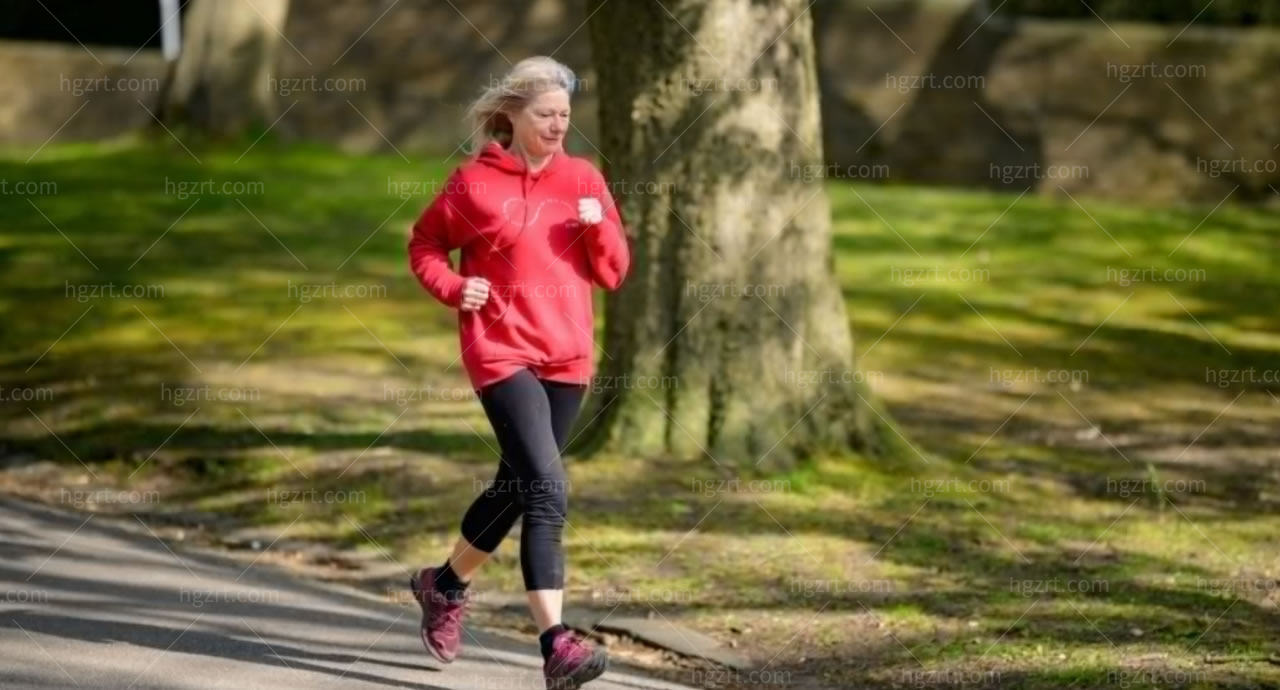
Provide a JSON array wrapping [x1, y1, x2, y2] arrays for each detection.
[[483, 286, 511, 322], [458, 287, 510, 362]]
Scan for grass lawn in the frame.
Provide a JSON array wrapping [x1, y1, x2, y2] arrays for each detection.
[[2, 136, 1278, 689]]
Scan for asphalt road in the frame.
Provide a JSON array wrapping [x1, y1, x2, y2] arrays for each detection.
[[0, 496, 698, 690]]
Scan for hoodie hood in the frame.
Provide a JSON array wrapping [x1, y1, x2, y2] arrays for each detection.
[[475, 140, 564, 178]]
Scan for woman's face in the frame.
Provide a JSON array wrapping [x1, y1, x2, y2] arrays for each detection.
[[509, 88, 570, 158]]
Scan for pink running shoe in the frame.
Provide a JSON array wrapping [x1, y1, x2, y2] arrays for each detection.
[[409, 567, 469, 663], [544, 629, 608, 690]]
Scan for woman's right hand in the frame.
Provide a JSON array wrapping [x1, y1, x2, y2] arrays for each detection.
[[459, 276, 491, 312]]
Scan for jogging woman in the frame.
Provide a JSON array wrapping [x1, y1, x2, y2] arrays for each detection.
[[406, 56, 630, 690]]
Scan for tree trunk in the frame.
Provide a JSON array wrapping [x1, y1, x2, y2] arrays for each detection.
[[577, 0, 905, 469], [161, 0, 290, 134]]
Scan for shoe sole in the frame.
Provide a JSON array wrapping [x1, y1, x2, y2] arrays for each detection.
[[546, 646, 608, 690], [409, 571, 456, 664]]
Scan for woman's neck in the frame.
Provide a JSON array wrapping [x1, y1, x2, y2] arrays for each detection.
[[508, 140, 551, 173]]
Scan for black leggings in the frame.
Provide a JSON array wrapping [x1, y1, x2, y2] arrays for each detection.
[[460, 368, 585, 590]]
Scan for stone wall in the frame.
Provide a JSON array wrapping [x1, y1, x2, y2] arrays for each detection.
[[271, 0, 599, 156], [4, 0, 1279, 202], [815, 0, 1280, 202], [0, 41, 166, 146]]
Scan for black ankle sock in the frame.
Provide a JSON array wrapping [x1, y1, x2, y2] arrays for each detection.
[[433, 561, 469, 601], [539, 624, 568, 660]]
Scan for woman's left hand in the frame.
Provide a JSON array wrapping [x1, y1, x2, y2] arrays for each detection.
[[578, 197, 603, 226]]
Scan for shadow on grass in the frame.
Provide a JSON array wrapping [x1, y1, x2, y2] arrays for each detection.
[[3, 138, 1278, 687]]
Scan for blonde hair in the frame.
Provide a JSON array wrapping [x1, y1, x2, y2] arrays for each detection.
[[466, 56, 578, 153]]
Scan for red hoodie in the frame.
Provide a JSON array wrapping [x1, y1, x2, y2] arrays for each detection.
[[408, 141, 631, 390]]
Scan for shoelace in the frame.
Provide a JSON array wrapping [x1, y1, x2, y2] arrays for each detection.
[[428, 595, 468, 629], [552, 633, 593, 666]]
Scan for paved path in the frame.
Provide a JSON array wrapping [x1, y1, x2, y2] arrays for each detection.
[[0, 496, 698, 689]]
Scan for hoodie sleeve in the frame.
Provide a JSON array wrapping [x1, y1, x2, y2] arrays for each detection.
[[582, 167, 632, 290], [408, 175, 469, 308]]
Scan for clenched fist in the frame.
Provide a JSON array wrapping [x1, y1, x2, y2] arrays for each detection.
[[459, 276, 491, 312], [578, 197, 603, 226]]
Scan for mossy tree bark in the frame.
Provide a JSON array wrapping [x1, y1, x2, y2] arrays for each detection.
[[576, 0, 906, 469]]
